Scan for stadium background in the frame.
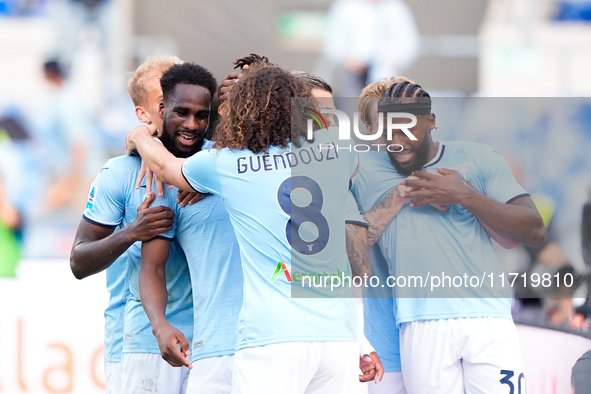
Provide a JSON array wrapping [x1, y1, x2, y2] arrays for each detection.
[[1, 0, 591, 393]]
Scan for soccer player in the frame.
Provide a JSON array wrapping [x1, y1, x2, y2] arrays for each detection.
[[218, 57, 387, 382], [138, 62, 239, 393], [352, 80, 545, 393], [69, 55, 181, 394], [127, 62, 367, 393], [70, 56, 197, 394], [350, 76, 411, 394]]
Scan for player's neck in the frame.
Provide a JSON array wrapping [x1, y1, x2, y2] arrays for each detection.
[[426, 140, 439, 163]]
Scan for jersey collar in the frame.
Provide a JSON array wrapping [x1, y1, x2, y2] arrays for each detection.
[[423, 141, 445, 168]]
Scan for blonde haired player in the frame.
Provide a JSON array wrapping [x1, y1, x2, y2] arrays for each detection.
[[127, 55, 183, 133], [70, 55, 183, 394]]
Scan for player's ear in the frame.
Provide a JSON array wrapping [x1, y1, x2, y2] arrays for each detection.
[[428, 113, 436, 130], [159, 102, 165, 119], [365, 122, 373, 134], [135, 106, 150, 124], [218, 102, 226, 117]]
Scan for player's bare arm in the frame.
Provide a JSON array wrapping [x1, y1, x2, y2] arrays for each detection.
[[404, 169, 518, 249], [70, 193, 174, 279], [345, 223, 371, 276], [126, 125, 192, 192], [363, 173, 449, 247], [402, 167, 545, 246], [363, 184, 408, 246], [139, 238, 192, 369]]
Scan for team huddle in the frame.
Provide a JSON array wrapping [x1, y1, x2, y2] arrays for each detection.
[[70, 54, 546, 394]]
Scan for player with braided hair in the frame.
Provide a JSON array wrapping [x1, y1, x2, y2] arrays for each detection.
[[233, 53, 270, 70], [351, 79, 545, 393]]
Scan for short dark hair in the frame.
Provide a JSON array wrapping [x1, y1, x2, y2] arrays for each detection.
[[292, 71, 333, 94], [160, 62, 217, 102]]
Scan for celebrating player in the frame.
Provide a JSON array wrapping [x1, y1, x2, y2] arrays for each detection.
[[138, 61, 241, 393], [127, 62, 367, 393], [352, 80, 545, 393], [69, 55, 181, 394], [72, 56, 200, 394]]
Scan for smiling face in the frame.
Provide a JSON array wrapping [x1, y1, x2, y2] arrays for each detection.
[[385, 113, 437, 176], [159, 83, 212, 158]]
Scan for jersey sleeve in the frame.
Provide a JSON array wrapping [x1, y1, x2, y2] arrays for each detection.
[[345, 190, 367, 227], [83, 161, 125, 227], [181, 150, 221, 195], [478, 145, 529, 204], [150, 181, 177, 240]]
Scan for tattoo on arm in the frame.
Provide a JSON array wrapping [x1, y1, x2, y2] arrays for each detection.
[[364, 186, 402, 246], [346, 224, 371, 277]]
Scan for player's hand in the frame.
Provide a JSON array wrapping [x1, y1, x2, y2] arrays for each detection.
[[126, 124, 158, 155], [177, 190, 206, 207], [398, 180, 447, 212], [401, 167, 472, 208], [153, 323, 192, 369], [128, 193, 174, 242], [135, 161, 172, 197], [217, 72, 242, 104], [359, 352, 384, 383]]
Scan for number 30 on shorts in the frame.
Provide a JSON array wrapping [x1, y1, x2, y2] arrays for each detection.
[[278, 176, 329, 255], [500, 370, 526, 394]]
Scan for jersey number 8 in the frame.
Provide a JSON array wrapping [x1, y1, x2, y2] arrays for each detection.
[[278, 176, 330, 255]]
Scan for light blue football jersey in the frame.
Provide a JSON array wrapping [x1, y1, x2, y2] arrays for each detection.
[[157, 189, 243, 362], [182, 127, 361, 350], [350, 151, 403, 373], [99, 252, 127, 363], [361, 245, 402, 373], [83, 155, 193, 354], [352, 141, 527, 326]]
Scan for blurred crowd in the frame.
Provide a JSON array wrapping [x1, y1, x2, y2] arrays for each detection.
[[0, 0, 138, 263]]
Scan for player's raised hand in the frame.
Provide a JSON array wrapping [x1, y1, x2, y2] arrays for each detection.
[[128, 193, 174, 241], [135, 161, 171, 197], [153, 323, 192, 369], [177, 189, 206, 207], [218, 72, 242, 104], [126, 124, 157, 155], [359, 352, 384, 383]]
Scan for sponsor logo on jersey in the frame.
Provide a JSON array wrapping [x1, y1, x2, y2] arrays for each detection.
[[86, 185, 96, 211], [270, 261, 292, 283]]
